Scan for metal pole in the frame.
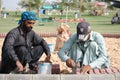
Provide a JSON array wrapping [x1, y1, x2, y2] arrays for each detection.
[[65, 0, 71, 24], [65, 5, 68, 24], [0, 0, 1, 17]]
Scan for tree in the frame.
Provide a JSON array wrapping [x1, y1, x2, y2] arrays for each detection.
[[33, 0, 41, 17], [74, 0, 85, 17], [18, 0, 34, 11], [0, 0, 2, 17], [18, 0, 43, 17]]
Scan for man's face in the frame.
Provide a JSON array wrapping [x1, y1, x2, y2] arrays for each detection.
[[78, 33, 90, 42], [24, 20, 35, 28], [22, 20, 36, 32]]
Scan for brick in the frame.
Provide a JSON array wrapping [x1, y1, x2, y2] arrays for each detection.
[[93, 69, 100, 74], [116, 68, 120, 73], [6, 74, 32, 80], [76, 70, 81, 74], [99, 69, 106, 74], [88, 69, 94, 74], [33, 74, 60, 80], [76, 68, 81, 74], [52, 64, 60, 74], [89, 74, 115, 80], [61, 74, 88, 80], [105, 68, 113, 74], [111, 68, 119, 73], [75, 69, 88, 74]]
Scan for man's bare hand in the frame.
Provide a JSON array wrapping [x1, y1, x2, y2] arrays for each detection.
[[16, 60, 24, 72], [80, 65, 92, 74], [66, 58, 75, 68], [44, 54, 51, 62]]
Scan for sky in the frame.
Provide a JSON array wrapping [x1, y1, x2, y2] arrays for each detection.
[[1, 0, 21, 11], [1, 0, 60, 11]]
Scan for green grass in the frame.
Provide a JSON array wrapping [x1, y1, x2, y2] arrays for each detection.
[[0, 11, 120, 34]]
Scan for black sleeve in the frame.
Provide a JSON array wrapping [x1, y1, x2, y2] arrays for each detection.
[[40, 39, 51, 55], [2, 32, 19, 61], [33, 33, 50, 55]]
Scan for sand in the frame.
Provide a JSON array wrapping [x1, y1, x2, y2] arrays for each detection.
[[0, 37, 120, 72]]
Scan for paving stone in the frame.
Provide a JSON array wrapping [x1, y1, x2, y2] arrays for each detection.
[[33, 74, 60, 80], [6, 74, 32, 80], [0, 74, 5, 80], [61, 74, 88, 80], [89, 74, 115, 80], [115, 73, 120, 80]]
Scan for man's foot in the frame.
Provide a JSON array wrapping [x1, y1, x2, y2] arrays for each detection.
[[27, 64, 38, 74], [27, 69, 38, 74]]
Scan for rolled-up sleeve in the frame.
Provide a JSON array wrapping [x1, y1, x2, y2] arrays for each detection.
[[33, 33, 50, 55]]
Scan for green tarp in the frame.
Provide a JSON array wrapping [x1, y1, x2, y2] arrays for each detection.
[[41, 5, 61, 10], [41, 5, 53, 10]]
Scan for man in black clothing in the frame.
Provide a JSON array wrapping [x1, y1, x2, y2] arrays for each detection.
[[0, 11, 51, 74]]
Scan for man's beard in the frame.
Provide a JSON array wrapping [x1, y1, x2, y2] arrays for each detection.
[[22, 24, 33, 33]]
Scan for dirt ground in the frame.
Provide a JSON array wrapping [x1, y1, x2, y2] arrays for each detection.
[[0, 37, 120, 73]]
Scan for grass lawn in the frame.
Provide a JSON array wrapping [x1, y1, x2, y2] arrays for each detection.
[[0, 11, 120, 34]]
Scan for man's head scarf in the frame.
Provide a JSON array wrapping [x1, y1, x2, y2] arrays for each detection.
[[18, 11, 37, 24]]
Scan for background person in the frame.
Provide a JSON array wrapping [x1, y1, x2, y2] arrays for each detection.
[[54, 23, 70, 51], [0, 11, 51, 74], [58, 21, 110, 74], [111, 12, 119, 24]]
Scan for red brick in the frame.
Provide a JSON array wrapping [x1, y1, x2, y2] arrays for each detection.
[[88, 69, 94, 74], [115, 68, 120, 73], [52, 64, 60, 74], [76, 68, 81, 74], [99, 68, 106, 74], [111, 68, 119, 73], [93, 69, 100, 74], [105, 68, 113, 74]]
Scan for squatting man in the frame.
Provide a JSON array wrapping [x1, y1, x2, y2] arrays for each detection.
[[0, 11, 51, 74], [58, 21, 110, 74]]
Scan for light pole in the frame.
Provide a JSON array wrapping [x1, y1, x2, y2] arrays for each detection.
[[65, 4, 68, 24], [0, 0, 1, 17], [65, 0, 72, 24]]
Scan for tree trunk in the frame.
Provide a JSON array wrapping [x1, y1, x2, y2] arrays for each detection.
[[78, 0, 84, 17], [0, 0, 1, 17], [37, 6, 40, 17]]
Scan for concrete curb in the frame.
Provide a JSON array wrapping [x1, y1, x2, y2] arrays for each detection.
[[0, 74, 120, 80]]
